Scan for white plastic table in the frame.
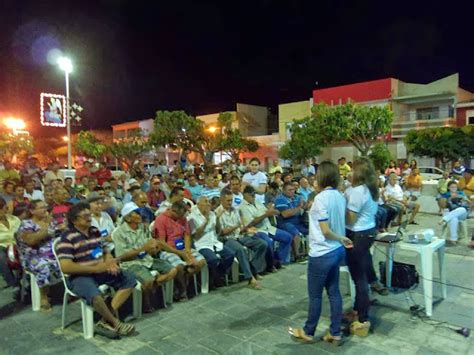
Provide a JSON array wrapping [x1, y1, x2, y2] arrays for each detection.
[[399, 237, 447, 317]]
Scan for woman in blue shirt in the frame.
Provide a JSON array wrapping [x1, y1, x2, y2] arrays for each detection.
[[289, 161, 352, 345], [345, 157, 379, 337]]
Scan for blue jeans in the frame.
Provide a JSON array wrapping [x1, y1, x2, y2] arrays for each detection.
[[303, 246, 345, 337], [198, 246, 235, 280], [277, 221, 308, 237], [256, 228, 293, 265]]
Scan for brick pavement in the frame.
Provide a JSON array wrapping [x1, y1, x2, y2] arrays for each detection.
[[0, 212, 473, 354]]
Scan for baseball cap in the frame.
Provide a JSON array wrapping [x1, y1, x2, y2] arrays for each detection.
[[128, 178, 139, 185], [121, 202, 140, 217]]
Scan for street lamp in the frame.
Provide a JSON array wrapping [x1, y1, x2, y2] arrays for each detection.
[[4, 117, 26, 134], [58, 56, 73, 169]]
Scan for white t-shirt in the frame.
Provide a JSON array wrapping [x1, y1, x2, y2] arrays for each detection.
[[384, 183, 404, 201], [345, 185, 378, 232], [24, 190, 44, 201], [187, 207, 223, 252], [242, 171, 267, 204], [91, 211, 116, 250], [308, 189, 345, 258]]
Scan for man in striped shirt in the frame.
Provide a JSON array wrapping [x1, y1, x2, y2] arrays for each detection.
[[201, 175, 221, 200], [56, 202, 137, 336]]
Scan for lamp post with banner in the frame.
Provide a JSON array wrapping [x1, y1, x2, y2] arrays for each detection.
[[57, 56, 73, 169]]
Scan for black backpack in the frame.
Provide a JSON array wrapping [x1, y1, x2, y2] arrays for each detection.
[[379, 261, 419, 289]]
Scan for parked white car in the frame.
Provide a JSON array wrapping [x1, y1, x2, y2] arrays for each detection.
[[418, 167, 444, 180]]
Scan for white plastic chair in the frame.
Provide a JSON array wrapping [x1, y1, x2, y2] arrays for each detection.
[[27, 271, 41, 312], [193, 264, 209, 295], [339, 265, 355, 304], [52, 238, 142, 339], [441, 219, 468, 240]]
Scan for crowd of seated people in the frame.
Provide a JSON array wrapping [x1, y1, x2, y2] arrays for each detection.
[[0, 155, 472, 339]]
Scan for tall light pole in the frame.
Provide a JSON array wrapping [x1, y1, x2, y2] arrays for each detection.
[[58, 56, 73, 169]]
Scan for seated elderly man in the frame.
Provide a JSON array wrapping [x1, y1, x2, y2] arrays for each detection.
[[56, 202, 137, 336], [216, 189, 267, 289], [113, 202, 177, 313], [132, 190, 155, 225], [147, 176, 166, 211], [155, 186, 194, 216], [153, 201, 206, 301], [274, 181, 307, 262], [201, 175, 221, 200], [384, 172, 420, 225], [188, 196, 235, 289], [239, 186, 293, 267]]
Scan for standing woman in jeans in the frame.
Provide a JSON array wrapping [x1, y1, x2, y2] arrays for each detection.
[[345, 157, 379, 337], [289, 161, 353, 344]]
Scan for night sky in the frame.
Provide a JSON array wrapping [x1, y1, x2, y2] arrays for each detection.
[[0, 0, 473, 137]]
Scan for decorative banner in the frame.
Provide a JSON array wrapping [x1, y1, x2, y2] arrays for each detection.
[[40, 93, 66, 127]]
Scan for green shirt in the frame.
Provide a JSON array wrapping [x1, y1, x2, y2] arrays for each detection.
[[112, 222, 153, 269], [437, 178, 449, 194]]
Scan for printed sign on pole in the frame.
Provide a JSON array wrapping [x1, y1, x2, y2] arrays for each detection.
[[40, 93, 66, 127]]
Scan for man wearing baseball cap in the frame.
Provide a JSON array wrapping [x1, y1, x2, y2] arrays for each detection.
[[112, 202, 177, 313]]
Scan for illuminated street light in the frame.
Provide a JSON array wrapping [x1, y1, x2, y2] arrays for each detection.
[[208, 126, 217, 133], [62, 136, 69, 142], [58, 56, 73, 169], [4, 117, 26, 131], [58, 57, 73, 74]]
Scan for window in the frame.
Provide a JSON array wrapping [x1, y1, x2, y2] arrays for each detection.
[[416, 107, 439, 120], [127, 128, 141, 138], [468, 116, 474, 125], [113, 130, 125, 139]]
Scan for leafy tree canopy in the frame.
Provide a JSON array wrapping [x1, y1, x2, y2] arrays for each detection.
[[404, 126, 474, 166], [149, 110, 206, 153], [279, 116, 323, 162], [74, 131, 107, 160], [312, 102, 393, 156], [369, 142, 393, 172], [0, 133, 34, 160]]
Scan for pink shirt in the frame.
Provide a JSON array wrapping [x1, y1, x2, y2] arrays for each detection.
[[154, 210, 190, 247]]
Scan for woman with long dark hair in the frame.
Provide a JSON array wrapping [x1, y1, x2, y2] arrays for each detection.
[[344, 157, 379, 337]]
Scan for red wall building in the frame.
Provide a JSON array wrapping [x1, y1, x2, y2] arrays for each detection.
[[313, 78, 393, 104]]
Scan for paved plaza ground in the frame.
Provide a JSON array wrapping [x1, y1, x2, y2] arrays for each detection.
[[0, 212, 473, 355]]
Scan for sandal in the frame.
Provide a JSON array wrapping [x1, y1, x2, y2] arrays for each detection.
[[248, 280, 262, 290], [350, 321, 370, 337], [288, 327, 314, 343], [40, 303, 52, 313], [321, 332, 342, 346], [114, 321, 136, 336], [96, 320, 120, 339]]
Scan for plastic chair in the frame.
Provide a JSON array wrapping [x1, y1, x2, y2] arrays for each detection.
[[441, 219, 468, 240], [193, 264, 209, 295], [52, 238, 142, 339], [27, 271, 41, 311], [339, 265, 355, 304]]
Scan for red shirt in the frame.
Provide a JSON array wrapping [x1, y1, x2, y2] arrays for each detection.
[[75, 167, 92, 180], [154, 210, 190, 247], [147, 189, 166, 208], [93, 168, 112, 186]]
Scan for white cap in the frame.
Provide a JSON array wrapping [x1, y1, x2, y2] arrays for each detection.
[[121, 202, 140, 217], [128, 178, 139, 185]]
